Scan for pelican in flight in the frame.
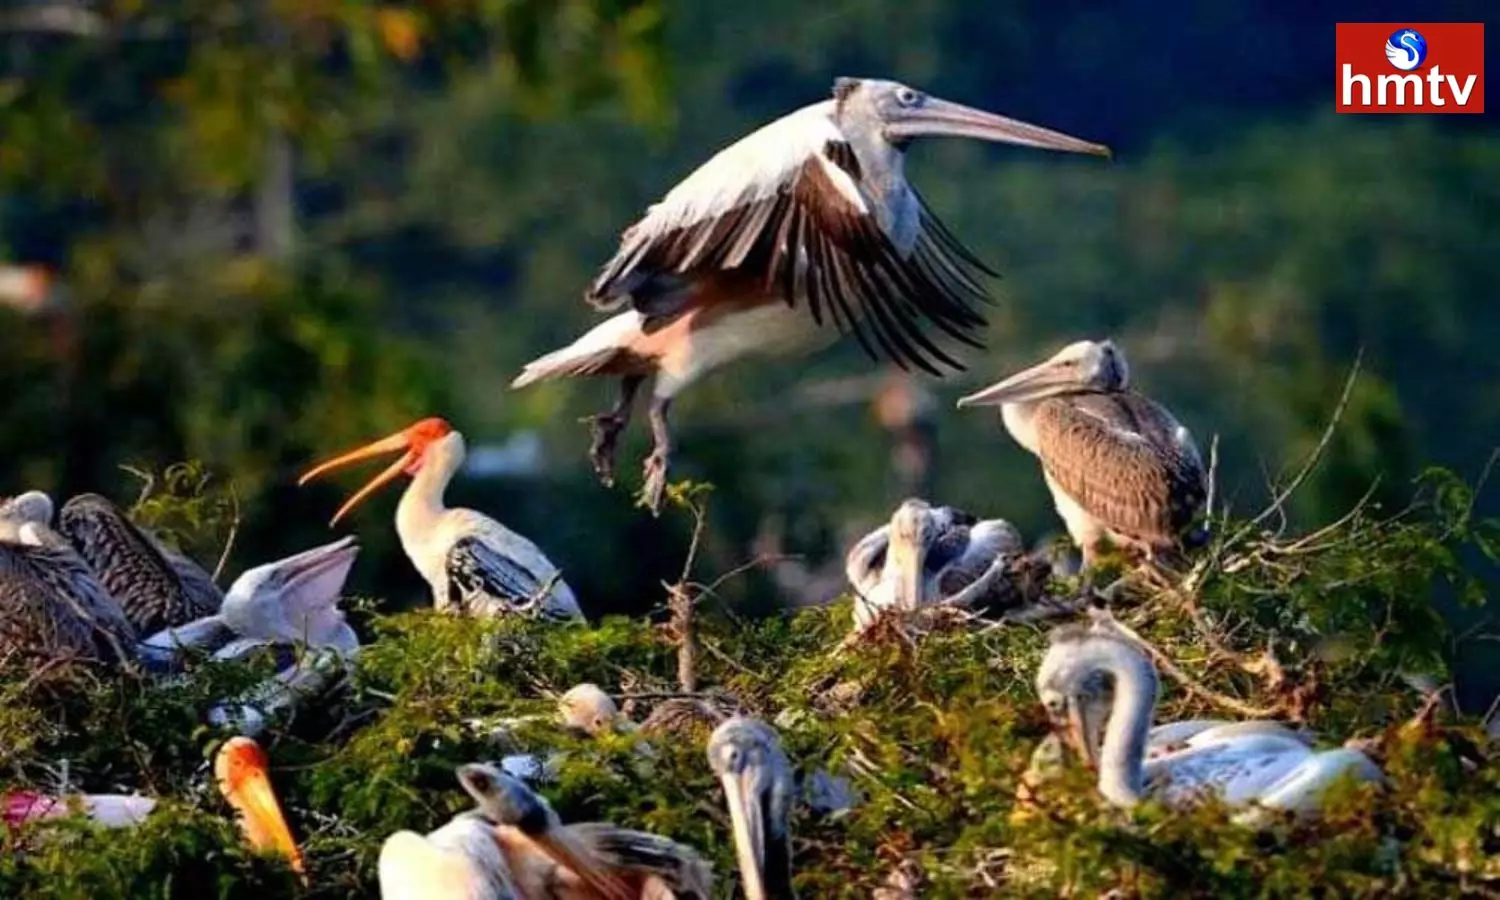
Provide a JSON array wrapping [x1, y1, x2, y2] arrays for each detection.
[[512, 77, 1111, 514], [957, 339, 1207, 568], [708, 717, 795, 900], [214, 736, 306, 883], [1034, 625, 1382, 822], [299, 417, 582, 621], [844, 498, 1032, 631]]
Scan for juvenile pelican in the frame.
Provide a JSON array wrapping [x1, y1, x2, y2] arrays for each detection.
[[379, 811, 520, 900], [707, 717, 795, 900], [1034, 625, 1382, 822], [957, 340, 1207, 568], [844, 498, 1032, 631], [512, 78, 1110, 514], [299, 417, 582, 621], [214, 736, 305, 882]]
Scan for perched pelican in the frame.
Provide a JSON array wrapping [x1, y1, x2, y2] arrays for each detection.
[[457, 762, 714, 898], [957, 340, 1207, 568], [298, 417, 582, 621], [512, 78, 1111, 514], [214, 736, 305, 882], [379, 810, 520, 900], [58, 493, 224, 635], [1034, 625, 1383, 821], [844, 498, 1032, 631], [0, 491, 54, 534], [707, 717, 795, 900], [481, 683, 635, 784]]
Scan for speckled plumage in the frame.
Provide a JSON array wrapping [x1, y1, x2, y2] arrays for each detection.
[[0, 525, 138, 668]]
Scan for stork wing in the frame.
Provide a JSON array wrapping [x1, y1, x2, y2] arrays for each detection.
[[446, 537, 578, 621], [1033, 393, 1207, 550], [589, 102, 993, 375]]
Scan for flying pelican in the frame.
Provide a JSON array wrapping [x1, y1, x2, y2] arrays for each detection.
[[456, 762, 714, 898], [511, 77, 1111, 515], [707, 717, 795, 900], [58, 493, 224, 635], [298, 417, 582, 621], [1034, 625, 1383, 822], [214, 736, 306, 882], [844, 498, 1035, 631], [957, 339, 1207, 569]]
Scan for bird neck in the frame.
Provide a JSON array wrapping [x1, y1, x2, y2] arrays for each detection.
[[1000, 401, 1043, 455], [1086, 639, 1158, 807], [395, 432, 463, 549], [845, 135, 914, 243]]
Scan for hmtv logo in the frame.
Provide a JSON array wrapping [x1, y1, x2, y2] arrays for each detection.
[[1336, 23, 1484, 113]]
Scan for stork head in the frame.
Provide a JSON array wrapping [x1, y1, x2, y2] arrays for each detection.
[[557, 683, 620, 737], [707, 717, 794, 900], [220, 536, 360, 650], [297, 417, 459, 526], [957, 339, 1128, 409], [833, 77, 1111, 158], [214, 736, 305, 883]]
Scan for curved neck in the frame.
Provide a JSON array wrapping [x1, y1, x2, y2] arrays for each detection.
[[1000, 402, 1042, 455], [395, 432, 464, 545], [1085, 639, 1158, 807]]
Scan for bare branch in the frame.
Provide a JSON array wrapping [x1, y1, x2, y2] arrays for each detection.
[[211, 482, 242, 585]]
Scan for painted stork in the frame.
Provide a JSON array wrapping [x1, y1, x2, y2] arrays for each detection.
[[1034, 624, 1382, 823], [511, 77, 1111, 515], [3, 791, 157, 830], [214, 736, 306, 883], [956, 339, 1207, 569], [58, 493, 224, 635], [707, 717, 795, 900], [298, 417, 583, 621]]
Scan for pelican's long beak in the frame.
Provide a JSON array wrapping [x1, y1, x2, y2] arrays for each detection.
[[219, 747, 305, 883], [298, 431, 416, 527], [886, 95, 1111, 158], [956, 358, 1074, 408], [1066, 701, 1099, 771], [250, 537, 360, 647], [722, 767, 770, 900]]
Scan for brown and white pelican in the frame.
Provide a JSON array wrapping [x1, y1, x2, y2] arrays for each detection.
[[58, 493, 224, 635], [957, 340, 1207, 568], [214, 736, 305, 882], [845, 498, 1039, 631], [1034, 625, 1382, 822], [707, 717, 795, 900], [511, 78, 1111, 514], [299, 417, 582, 621]]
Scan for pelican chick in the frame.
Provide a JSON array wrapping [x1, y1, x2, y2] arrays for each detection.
[[214, 736, 305, 882], [957, 340, 1207, 568], [707, 717, 795, 900]]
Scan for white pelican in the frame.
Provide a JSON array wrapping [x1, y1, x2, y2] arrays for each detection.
[[213, 736, 305, 882], [1034, 625, 1383, 821], [844, 498, 1033, 631], [511, 78, 1111, 514], [298, 417, 582, 621], [957, 339, 1207, 568], [707, 717, 795, 900], [379, 811, 520, 900]]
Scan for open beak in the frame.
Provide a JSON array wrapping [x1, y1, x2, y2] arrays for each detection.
[[886, 94, 1111, 158], [527, 831, 635, 900], [227, 762, 306, 884], [956, 358, 1073, 409], [721, 768, 770, 900], [298, 431, 416, 526]]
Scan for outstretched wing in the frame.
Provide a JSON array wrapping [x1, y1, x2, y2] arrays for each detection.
[[589, 101, 993, 375], [446, 537, 578, 621]]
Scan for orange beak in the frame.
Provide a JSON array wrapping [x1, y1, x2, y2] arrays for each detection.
[[298, 429, 420, 527], [214, 737, 306, 885]]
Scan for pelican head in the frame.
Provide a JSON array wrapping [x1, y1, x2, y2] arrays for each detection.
[[832, 77, 1111, 158], [957, 339, 1128, 409], [297, 417, 459, 526], [889, 498, 939, 610], [707, 717, 794, 900], [0, 490, 54, 526], [557, 683, 620, 736], [1034, 625, 1156, 772], [219, 536, 360, 652], [214, 736, 305, 883], [456, 762, 635, 899]]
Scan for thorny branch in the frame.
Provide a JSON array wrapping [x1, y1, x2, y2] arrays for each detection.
[[663, 484, 712, 693]]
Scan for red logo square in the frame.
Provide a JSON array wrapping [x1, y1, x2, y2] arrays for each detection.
[[1335, 23, 1484, 113]]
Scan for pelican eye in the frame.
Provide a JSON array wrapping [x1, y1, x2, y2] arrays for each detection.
[[896, 87, 922, 107]]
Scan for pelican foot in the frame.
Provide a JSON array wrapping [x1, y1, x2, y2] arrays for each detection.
[[584, 412, 627, 487], [638, 449, 671, 517]]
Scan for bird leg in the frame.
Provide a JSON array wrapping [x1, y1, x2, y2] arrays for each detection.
[[584, 375, 644, 488], [639, 397, 674, 517]]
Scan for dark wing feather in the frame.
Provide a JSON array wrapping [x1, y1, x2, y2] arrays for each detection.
[[0, 537, 136, 667], [566, 824, 714, 898], [446, 537, 569, 620], [1034, 392, 1207, 549]]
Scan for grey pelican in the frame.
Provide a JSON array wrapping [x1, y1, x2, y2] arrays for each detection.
[[707, 717, 795, 900], [58, 492, 224, 635], [0, 520, 139, 668], [511, 78, 1110, 514], [299, 417, 583, 621], [456, 762, 714, 898], [1034, 625, 1382, 822], [214, 736, 305, 883], [957, 340, 1207, 568], [844, 498, 1033, 631]]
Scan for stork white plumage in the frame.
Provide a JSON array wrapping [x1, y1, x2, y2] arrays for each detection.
[[379, 813, 520, 900], [298, 417, 582, 621], [512, 77, 1111, 515]]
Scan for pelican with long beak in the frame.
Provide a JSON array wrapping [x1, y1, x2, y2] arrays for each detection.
[[707, 717, 795, 900], [512, 77, 1110, 515], [214, 736, 305, 883], [298, 417, 582, 621], [957, 339, 1207, 569]]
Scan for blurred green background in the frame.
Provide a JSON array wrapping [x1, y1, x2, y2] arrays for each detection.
[[1, 3, 1494, 705]]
